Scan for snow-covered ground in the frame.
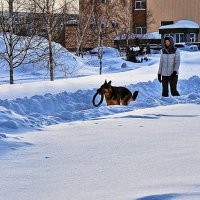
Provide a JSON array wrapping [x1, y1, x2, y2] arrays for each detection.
[[0, 50, 199, 135], [0, 104, 200, 200], [0, 41, 200, 200], [0, 35, 97, 83]]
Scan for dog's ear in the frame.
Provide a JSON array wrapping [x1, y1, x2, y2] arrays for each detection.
[[108, 81, 112, 86], [104, 79, 107, 84]]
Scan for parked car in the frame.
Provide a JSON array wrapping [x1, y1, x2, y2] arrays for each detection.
[[186, 42, 200, 50], [174, 43, 199, 51]]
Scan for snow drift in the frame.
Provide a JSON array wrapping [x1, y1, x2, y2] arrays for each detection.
[[0, 76, 199, 134], [0, 34, 96, 83]]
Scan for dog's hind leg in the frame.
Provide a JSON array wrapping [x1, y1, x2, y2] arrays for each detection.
[[121, 100, 128, 106], [121, 93, 132, 105]]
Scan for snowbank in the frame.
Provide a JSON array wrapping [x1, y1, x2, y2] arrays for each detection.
[[89, 46, 120, 58], [160, 20, 199, 29], [84, 46, 155, 73], [0, 76, 199, 134], [0, 34, 96, 83]]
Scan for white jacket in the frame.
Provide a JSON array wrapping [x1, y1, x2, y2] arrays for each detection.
[[158, 48, 180, 76]]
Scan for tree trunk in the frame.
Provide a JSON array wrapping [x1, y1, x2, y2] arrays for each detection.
[[99, 32, 103, 75], [46, 1, 54, 81], [48, 37, 54, 81], [10, 64, 14, 84], [8, 32, 14, 84], [9, 0, 14, 84]]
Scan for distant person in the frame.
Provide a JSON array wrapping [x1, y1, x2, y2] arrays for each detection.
[[158, 36, 180, 97], [146, 43, 151, 57]]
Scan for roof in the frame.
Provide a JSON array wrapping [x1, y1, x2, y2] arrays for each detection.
[[159, 20, 199, 29], [115, 32, 161, 40]]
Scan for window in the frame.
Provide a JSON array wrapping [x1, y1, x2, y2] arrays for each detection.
[[13, 26, 19, 34], [161, 21, 174, 26], [111, 21, 117, 28], [134, 26, 147, 34], [190, 33, 196, 42], [102, 0, 107, 3], [135, 0, 146, 10], [175, 33, 184, 43]]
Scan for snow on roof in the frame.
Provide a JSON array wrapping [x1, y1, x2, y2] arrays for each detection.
[[115, 32, 161, 40], [160, 20, 199, 29]]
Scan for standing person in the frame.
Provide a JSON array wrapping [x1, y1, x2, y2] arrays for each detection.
[[158, 36, 180, 97]]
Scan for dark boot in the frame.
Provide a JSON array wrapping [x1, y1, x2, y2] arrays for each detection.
[[170, 75, 180, 96], [162, 76, 169, 97]]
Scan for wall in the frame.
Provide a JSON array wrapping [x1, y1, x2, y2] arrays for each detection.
[[147, 0, 200, 38]]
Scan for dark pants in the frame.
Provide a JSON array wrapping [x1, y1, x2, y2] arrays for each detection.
[[162, 75, 180, 97]]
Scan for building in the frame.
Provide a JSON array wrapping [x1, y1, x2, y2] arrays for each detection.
[[115, 0, 200, 49], [147, 0, 200, 42], [0, 11, 78, 48], [0, 1, 148, 50], [132, 0, 147, 34], [159, 20, 199, 45], [75, 0, 147, 50], [2, 0, 200, 50], [78, 0, 133, 50]]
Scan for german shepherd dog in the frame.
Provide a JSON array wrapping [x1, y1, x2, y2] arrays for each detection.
[[98, 80, 139, 106]]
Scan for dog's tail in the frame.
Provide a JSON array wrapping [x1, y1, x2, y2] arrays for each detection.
[[132, 91, 139, 101]]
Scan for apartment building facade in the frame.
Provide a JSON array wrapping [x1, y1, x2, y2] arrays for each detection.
[[147, 0, 200, 32], [147, 0, 200, 43], [132, 0, 147, 34], [2, 0, 199, 50], [73, 0, 147, 50]]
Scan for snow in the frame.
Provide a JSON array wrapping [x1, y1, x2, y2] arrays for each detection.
[[115, 32, 161, 40], [0, 34, 97, 84], [0, 36, 200, 200], [0, 76, 200, 135], [0, 104, 200, 200], [159, 20, 199, 29]]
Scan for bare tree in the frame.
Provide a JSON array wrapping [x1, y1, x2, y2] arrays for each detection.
[[0, 0, 85, 84], [76, 1, 94, 56], [117, 1, 132, 48], [29, 0, 78, 81], [79, 0, 132, 74], [0, 0, 42, 84], [30, 0, 57, 81]]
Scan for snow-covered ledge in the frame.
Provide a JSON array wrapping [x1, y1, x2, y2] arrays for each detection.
[[159, 20, 199, 29]]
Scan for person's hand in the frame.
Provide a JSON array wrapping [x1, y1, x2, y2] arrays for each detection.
[[170, 71, 177, 78], [158, 74, 162, 83]]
